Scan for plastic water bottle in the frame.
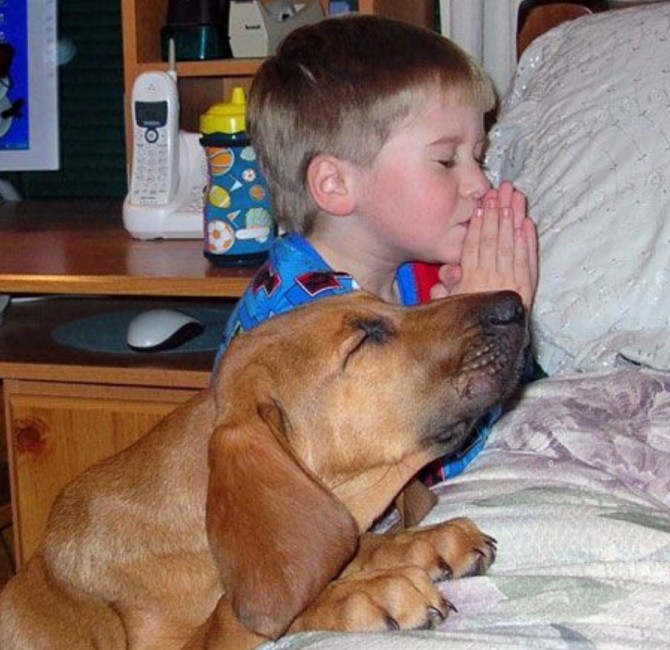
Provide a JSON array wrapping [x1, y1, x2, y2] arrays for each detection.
[[200, 87, 275, 266]]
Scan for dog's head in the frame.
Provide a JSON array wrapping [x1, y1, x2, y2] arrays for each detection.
[[206, 291, 526, 639]]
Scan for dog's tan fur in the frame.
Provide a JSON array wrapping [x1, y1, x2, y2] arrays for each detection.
[[0, 291, 526, 649]]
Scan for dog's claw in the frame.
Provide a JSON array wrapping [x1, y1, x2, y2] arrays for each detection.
[[422, 598, 459, 630], [475, 544, 496, 563], [459, 545, 494, 577], [416, 599, 458, 628], [473, 548, 488, 575], [422, 605, 446, 629], [473, 548, 490, 573], [482, 536, 497, 565], [444, 598, 458, 614], [436, 559, 453, 582], [385, 615, 400, 631]]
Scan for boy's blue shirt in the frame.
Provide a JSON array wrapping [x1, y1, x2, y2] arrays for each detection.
[[217, 233, 420, 353], [216, 232, 502, 484]]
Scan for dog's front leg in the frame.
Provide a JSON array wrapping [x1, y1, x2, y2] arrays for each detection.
[[286, 518, 496, 635], [344, 517, 497, 581], [288, 565, 451, 633]]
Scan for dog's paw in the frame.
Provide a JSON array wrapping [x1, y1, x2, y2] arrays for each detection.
[[290, 566, 457, 634], [345, 517, 496, 581], [432, 517, 497, 578]]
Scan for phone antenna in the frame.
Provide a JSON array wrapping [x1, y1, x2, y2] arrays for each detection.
[[167, 38, 177, 82]]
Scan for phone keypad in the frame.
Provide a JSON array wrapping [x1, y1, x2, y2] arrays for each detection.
[[129, 126, 174, 205]]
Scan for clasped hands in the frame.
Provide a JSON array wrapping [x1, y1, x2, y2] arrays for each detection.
[[430, 181, 538, 312]]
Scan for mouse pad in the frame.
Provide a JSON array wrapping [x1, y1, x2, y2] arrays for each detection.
[[51, 307, 233, 355]]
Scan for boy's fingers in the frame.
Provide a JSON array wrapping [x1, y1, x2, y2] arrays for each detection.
[[438, 263, 462, 290], [511, 190, 527, 230], [462, 209, 483, 269], [497, 180, 514, 208], [524, 218, 539, 291], [496, 181, 528, 229], [498, 207, 515, 275], [513, 227, 533, 310], [483, 187, 498, 204], [429, 283, 449, 300], [479, 202, 500, 270]]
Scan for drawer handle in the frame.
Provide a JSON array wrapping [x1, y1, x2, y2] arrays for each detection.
[[14, 418, 47, 455]]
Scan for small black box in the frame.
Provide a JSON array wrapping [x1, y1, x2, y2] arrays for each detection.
[[161, 0, 232, 61]]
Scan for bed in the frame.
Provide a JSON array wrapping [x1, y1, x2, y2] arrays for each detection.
[[262, 3, 670, 648]]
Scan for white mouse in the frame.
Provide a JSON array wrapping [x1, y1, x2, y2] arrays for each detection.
[[126, 309, 204, 352]]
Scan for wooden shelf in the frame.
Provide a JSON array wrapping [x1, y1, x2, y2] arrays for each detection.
[[124, 1, 434, 71], [0, 200, 255, 298], [137, 59, 264, 78], [120, 0, 435, 144]]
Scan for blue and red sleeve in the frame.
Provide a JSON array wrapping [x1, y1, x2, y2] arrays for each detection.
[[410, 262, 441, 304]]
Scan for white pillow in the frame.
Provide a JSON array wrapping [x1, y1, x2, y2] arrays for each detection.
[[486, 4, 670, 375]]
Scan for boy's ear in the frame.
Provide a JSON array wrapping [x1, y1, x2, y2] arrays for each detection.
[[306, 154, 357, 216]]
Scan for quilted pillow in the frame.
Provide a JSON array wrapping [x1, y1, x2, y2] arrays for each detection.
[[486, 3, 670, 375]]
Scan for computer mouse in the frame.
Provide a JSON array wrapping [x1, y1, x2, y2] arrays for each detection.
[[126, 309, 204, 352]]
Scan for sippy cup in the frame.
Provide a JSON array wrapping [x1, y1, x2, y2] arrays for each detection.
[[200, 87, 275, 266]]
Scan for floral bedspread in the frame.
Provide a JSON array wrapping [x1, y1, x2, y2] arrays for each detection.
[[264, 367, 670, 649]]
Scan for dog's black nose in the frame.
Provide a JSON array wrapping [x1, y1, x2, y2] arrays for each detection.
[[481, 292, 525, 328]]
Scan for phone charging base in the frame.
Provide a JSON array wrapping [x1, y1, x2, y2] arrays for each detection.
[[123, 200, 203, 240]]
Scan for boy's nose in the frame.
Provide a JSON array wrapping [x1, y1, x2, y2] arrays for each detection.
[[463, 166, 490, 200]]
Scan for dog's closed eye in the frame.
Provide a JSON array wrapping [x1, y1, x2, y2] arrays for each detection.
[[341, 315, 395, 367], [351, 315, 394, 345]]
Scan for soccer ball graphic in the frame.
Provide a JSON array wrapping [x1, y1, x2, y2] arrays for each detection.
[[207, 220, 235, 253]]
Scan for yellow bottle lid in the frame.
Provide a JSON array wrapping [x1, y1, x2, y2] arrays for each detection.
[[200, 86, 247, 135]]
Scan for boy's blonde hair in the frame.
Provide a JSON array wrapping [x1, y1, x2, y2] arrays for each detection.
[[248, 15, 495, 234]]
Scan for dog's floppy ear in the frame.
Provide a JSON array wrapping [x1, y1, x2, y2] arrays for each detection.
[[206, 400, 359, 640]]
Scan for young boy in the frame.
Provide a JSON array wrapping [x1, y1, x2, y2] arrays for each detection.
[[216, 15, 538, 487]]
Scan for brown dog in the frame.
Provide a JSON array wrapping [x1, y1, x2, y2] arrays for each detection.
[[0, 291, 526, 649]]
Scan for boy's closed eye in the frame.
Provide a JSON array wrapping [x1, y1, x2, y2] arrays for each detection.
[[437, 156, 488, 171], [438, 158, 456, 169]]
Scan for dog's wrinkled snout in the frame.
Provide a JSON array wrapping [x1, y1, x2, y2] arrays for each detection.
[[480, 292, 524, 329]]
